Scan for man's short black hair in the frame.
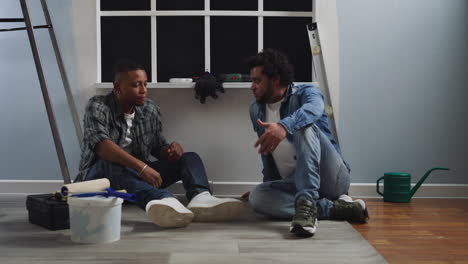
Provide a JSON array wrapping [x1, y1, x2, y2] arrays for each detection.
[[112, 59, 146, 82], [246, 49, 294, 86]]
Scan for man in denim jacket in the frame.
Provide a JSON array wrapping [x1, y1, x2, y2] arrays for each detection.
[[246, 49, 368, 237]]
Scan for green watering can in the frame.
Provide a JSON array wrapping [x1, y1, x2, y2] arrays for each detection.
[[377, 167, 450, 202]]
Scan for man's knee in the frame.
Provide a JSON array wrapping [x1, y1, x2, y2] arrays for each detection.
[[248, 185, 263, 209], [180, 152, 201, 163], [249, 184, 280, 215], [293, 125, 319, 148], [249, 185, 294, 219]]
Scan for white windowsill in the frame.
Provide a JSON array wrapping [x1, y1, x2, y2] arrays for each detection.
[[95, 82, 250, 89], [94, 82, 318, 89]]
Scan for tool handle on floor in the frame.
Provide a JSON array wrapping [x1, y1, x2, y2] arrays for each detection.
[[105, 188, 136, 202], [71, 191, 107, 198], [70, 188, 135, 202]]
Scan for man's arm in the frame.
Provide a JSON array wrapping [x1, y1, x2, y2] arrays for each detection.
[[159, 142, 184, 162], [95, 139, 146, 173], [278, 86, 324, 135], [253, 86, 324, 155], [95, 139, 163, 187], [254, 120, 287, 155], [83, 99, 162, 187]]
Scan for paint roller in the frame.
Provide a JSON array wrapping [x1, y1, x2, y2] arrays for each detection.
[[58, 178, 136, 202]]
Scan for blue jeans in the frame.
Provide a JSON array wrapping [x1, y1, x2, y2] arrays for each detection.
[[85, 152, 211, 209], [249, 125, 350, 220]]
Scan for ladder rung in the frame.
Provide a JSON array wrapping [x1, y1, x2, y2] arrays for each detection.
[[0, 24, 50, 32], [0, 18, 25, 23]]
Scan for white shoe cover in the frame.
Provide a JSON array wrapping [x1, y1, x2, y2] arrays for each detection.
[[146, 197, 194, 228], [187, 191, 244, 222]]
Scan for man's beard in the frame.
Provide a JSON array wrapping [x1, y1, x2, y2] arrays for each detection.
[[256, 84, 274, 104]]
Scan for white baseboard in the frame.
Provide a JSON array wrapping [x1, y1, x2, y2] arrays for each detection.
[[0, 180, 466, 198]]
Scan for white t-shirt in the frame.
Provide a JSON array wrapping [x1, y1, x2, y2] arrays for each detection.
[[265, 98, 297, 178], [121, 111, 135, 153]]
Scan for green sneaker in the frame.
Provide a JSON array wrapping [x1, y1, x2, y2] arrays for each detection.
[[331, 195, 369, 223], [289, 198, 318, 237]]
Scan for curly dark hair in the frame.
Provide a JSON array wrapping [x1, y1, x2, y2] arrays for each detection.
[[112, 58, 147, 82], [246, 49, 294, 86]]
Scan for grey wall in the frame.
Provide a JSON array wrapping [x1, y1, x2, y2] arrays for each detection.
[[0, 0, 82, 180], [131, 89, 262, 183], [1, 0, 466, 185], [337, 0, 468, 183]]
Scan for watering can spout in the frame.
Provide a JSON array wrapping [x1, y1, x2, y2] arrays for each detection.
[[410, 167, 450, 198]]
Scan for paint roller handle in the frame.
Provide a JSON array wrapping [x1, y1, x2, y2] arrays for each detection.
[[105, 188, 136, 202], [71, 191, 107, 198]]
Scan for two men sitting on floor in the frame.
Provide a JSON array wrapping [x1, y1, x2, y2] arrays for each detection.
[[76, 51, 368, 237]]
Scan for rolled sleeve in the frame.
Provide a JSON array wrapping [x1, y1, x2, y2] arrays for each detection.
[[279, 87, 325, 135], [278, 117, 295, 135]]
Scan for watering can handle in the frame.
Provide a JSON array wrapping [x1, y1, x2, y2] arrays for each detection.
[[376, 176, 384, 196]]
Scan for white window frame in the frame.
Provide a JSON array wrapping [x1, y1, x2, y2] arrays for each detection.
[[96, 0, 314, 88]]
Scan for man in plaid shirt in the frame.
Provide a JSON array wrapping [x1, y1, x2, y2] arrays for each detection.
[[77, 59, 243, 228]]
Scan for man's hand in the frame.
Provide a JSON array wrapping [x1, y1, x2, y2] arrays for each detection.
[[139, 166, 163, 188], [161, 141, 184, 162], [254, 119, 287, 155], [241, 191, 250, 201]]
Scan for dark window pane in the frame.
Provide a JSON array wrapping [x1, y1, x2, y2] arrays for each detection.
[[211, 0, 257, 11], [101, 0, 150, 11], [264, 0, 312, 12], [211, 17, 257, 75], [157, 17, 204, 82], [264, 17, 312, 82], [157, 0, 204, 10], [101, 17, 152, 82]]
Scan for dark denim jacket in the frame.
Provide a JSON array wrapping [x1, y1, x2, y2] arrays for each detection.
[[249, 83, 348, 182]]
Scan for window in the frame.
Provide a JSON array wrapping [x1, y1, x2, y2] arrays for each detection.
[[156, 17, 204, 82], [101, 17, 152, 82], [98, 0, 313, 84], [210, 16, 258, 76]]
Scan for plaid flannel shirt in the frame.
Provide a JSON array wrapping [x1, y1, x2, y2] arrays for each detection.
[[75, 91, 169, 182]]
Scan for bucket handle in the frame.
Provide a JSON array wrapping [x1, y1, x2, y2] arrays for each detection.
[[376, 176, 384, 196]]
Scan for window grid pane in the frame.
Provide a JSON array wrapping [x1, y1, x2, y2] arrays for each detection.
[[101, 17, 152, 82], [101, 0, 150, 11], [264, 0, 312, 12], [264, 17, 312, 82], [210, 0, 258, 11], [156, 0, 204, 10], [210, 16, 258, 75], [156, 17, 205, 82]]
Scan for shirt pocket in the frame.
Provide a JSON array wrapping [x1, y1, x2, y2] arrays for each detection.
[[141, 130, 154, 146], [136, 122, 153, 146]]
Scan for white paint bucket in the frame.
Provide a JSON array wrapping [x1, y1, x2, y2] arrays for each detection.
[[67, 196, 123, 243]]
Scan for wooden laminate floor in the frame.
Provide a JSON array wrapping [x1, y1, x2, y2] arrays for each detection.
[[0, 195, 384, 264], [352, 198, 468, 264], [1, 195, 467, 263]]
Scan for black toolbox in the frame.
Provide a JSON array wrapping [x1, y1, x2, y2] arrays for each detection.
[[26, 193, 69, 230]]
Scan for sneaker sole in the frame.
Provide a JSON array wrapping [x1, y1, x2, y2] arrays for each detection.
[[362, 206, 370, 223], [289, 223, 317, 238], [353, 201, 370, 223], [338, 197, 370, 223], [147, 203, 194, 228], [189, 201, 244, 222]]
